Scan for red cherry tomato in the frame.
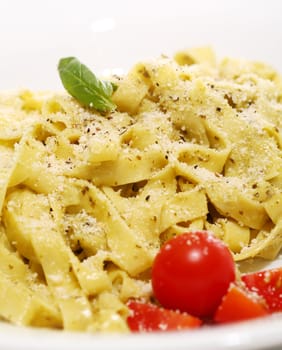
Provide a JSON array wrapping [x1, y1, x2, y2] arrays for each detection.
[[242, 268, 282, 312], [127, 300, 202, 332], [151, 231, 235, 318], [214, 284, 268, 324]]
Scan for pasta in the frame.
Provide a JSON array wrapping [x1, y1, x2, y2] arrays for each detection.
[[0, 47, 282, 331]]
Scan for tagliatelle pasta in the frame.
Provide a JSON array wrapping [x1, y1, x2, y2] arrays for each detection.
[[0, 47, 282, 331]]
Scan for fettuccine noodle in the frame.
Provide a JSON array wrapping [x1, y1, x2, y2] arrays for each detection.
[[0, 47, 281, 331]]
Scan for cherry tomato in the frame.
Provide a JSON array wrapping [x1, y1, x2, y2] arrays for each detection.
[[127, 300, 202, 332], [151, 231, 235, 318], [242, 268, 282, 312], [214, 284, 268, 324]]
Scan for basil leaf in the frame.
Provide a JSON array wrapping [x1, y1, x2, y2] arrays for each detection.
[[58, 57, 116, 113]]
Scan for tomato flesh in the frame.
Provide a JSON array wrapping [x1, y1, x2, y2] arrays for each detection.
[[242, 268, 282, 312], [214, 285, 269, 323], [152, 231, 236, 318], [127, 300, 202, 332]]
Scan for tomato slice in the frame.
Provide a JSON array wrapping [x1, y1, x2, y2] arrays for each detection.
[[127, 301, 202, 332], [242, 268, 282, 312], [214, 285, 268, 324]]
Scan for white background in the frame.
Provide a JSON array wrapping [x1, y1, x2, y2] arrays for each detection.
[[0, 0, 282, 89]]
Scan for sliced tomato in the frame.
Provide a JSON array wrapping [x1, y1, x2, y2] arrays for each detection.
[[242, 268, 282, 312], [127, 300, 202, 332], [214, 285, 269, 324]]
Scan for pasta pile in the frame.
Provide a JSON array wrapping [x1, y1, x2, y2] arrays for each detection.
[[0, 47, 282, 331]]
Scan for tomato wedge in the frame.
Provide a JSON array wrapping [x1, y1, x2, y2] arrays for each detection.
[[242, 268, 282, 312], [127, 301, 202, 332], [214, 285, 268, 324]]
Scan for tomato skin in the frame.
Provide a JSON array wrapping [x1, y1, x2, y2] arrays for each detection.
[[242, 268, 282, 312], [214, 285, 269, 324], [151, 231, 236, 318], [127, 301, 202, 332]]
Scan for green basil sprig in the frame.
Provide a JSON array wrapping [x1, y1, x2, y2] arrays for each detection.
[[58, 57, 117, 113]]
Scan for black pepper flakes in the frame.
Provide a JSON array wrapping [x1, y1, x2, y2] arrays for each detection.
[[81, 186, 89, 195]]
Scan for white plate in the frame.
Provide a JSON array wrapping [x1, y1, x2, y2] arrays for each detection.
[[0, 0, 282, 349], [0, 315, 282, 350]]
